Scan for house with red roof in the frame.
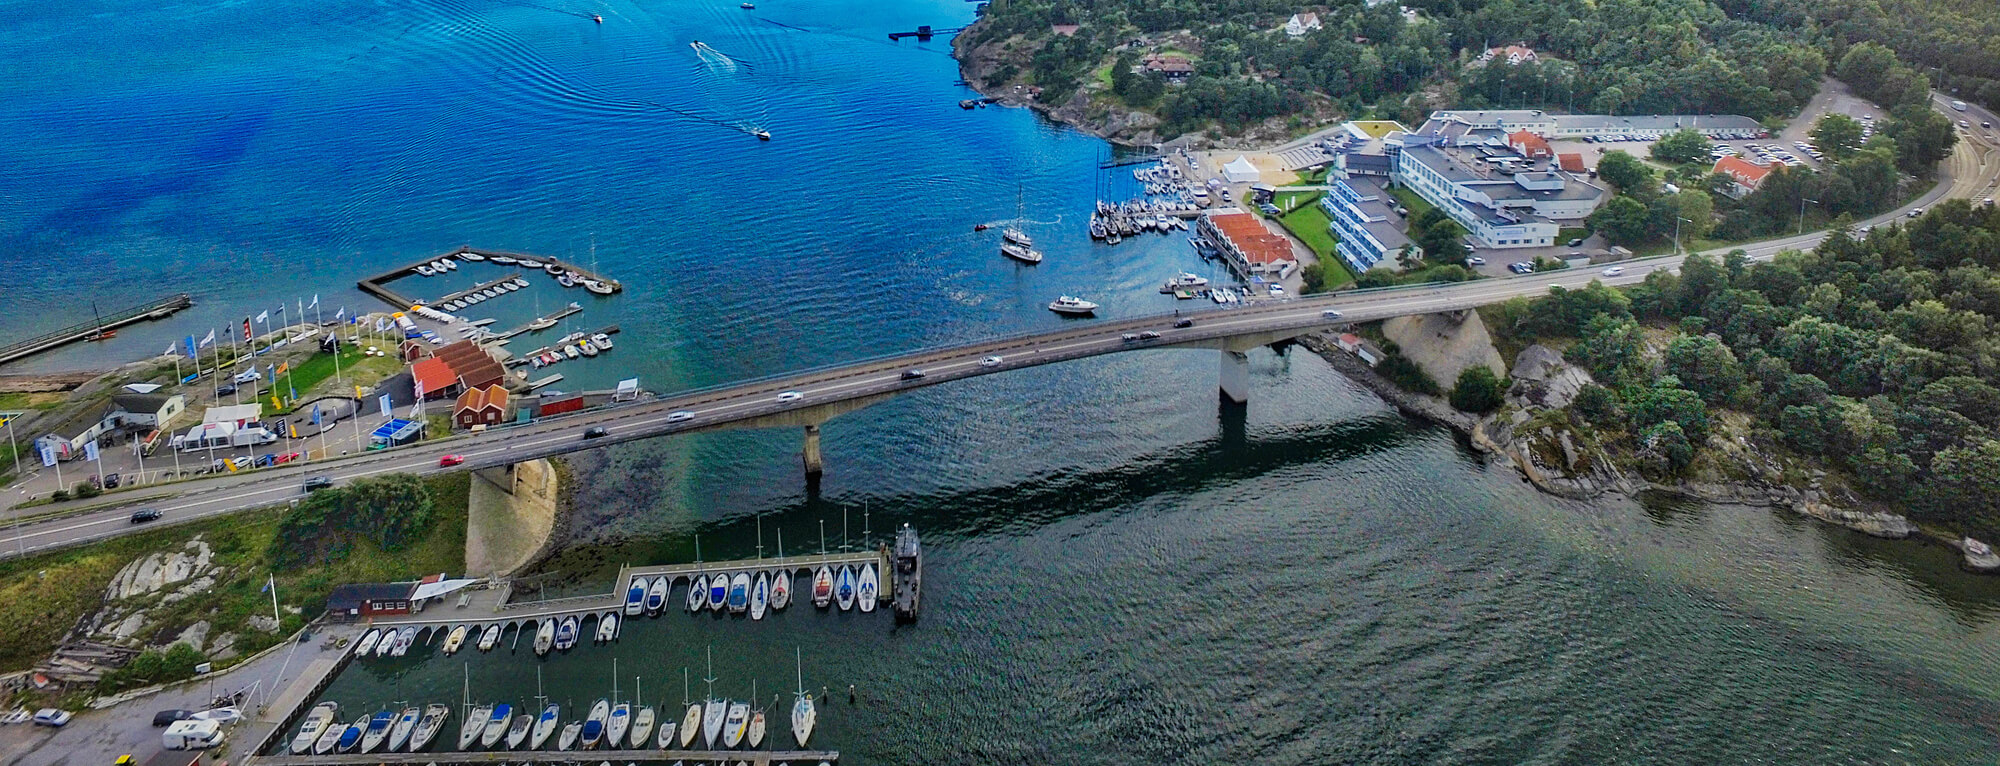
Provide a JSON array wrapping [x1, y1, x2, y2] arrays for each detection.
[[453, 384, 513, 429], [1197, 211, 1300, 279], [1711, 155, 1773, 199], [1556, 152, 1586, 173], [1507, 130, 1552, 160]]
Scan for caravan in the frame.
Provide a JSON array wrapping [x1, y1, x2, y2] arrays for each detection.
[[162, 719, 225, 750]]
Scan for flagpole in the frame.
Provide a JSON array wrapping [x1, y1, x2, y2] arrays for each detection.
[[268, 573, 281, 626], [133, 435, 147, 485], [4, 416, 20, 484]]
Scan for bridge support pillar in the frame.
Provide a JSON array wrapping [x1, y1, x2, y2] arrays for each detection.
[[1219, 350, 1251, 404], [802, 424, 824, 477]]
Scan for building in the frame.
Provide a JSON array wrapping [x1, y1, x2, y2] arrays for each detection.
[[32, 409, 113, 462], [1335, 333, 1387, 366], [1394, 141, 1606, 249], [411, 340, 507, 401], [1506, 130, 1552, 160], [1141, 54, 1195, 81], [1285, 12, 1321, 36], [453, 384, 512, 429], [1476, 44, 1538, 66], [106, 393, 185, 431], [1417, 110, 1764, 141], [1711, 155, 1774, 199], [1556, 152, 1586, 173], [201, 403, 262, 428], [1320, 177, 1417, 273], [325, 582, 418, 619], [411, 357, 458, 401], [1198, 210, 1300, 279]]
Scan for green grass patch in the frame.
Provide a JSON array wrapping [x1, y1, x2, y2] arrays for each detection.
[[1386, 185, 1434, 219], [0, 392, 67, 411], [1275, 199, 1358, 290]]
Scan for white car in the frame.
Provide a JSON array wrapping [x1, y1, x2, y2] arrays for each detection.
[[1321, 309, 1344, 318], [1602, 267, 1625, 276], [665, 411, 695, 423], [232, 369, 262, 383], [1466, 256, 1486, 265], [192, 707, 242, 723], [980, 356, 1002, 367], [775, 391, 803, 403], [32, 709, 69, 727]]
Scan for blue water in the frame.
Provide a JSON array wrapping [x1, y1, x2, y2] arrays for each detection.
[[7, 0, 2000, 763]]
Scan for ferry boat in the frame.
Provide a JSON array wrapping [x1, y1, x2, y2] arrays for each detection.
[[1047, 295, 1099, 315], [1000, 243, 1043, 264], [1161, 272, 1210, 292], [409, 703, 449, 752], [290, 702, 339, 754]]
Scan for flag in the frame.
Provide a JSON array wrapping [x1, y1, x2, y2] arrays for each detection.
[[308, 295, 319, 309], [242, 318, 252, 340], [335, 306, 346, 320], [375, 317, 389, 332], [255, 310, 268, 324], [261, 575, 273, 594], [39, 443, 56, 467], [311, 404, 322, 425], [276, 361, 289, 376], [185, 335, 197, 357], [355, 385, 366, 400], [378, 393, 392, 418], [200, 329, 216, 348], [166, 343, 177, 357], [84, 440, 99, 463]]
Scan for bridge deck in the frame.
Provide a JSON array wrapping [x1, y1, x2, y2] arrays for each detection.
[[249, 748, 838, 765]]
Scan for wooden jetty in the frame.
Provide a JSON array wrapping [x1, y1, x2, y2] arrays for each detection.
[[887, 24, 963, 39], [526, 373, 563, 390], [435, 272, 524, 308], [247, 750, 838, 765], [490, 302, 583, 341], [0, 293, 192, 366], [355, 245, 623, 310]]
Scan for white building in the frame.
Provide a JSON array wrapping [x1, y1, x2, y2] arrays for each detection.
[[1419, 110, 1764, 141], [1284, 12, 1321, 36], [1319, 177, 1416, 273], [1394, 141, 1606, 249]]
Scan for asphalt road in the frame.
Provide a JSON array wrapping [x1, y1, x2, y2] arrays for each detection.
[[5, 95, 1995, 563]]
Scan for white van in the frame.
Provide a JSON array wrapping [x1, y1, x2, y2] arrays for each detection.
[[163, 719, 225, 750]]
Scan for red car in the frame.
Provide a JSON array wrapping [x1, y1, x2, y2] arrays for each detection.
[[274, 452, 303, 464], [439, 454, 465, 467]]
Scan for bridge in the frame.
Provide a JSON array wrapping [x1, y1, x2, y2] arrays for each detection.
[[6, 92, 1997, 562]]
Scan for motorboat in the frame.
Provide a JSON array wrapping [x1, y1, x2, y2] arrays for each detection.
[[528, 317, 558, 331], [750, 572, 769, 621], [791, 648, 815, 746], [857, 562, 879, 613], [290, 701, 338, 754], [579, 340, 599, 357], [442, 625, 469, 655], [769, 569, 790, 610], [754, 129, 772, 140], [390, 626, 416, 656], [511, 277, 530, 289], [709, 574, 729, 611], [416, 266, 435, 277], [688, 573, 709, 612], [490, 255, 516, 264], [1000, 243, 1043, 264], [555, 615, 579, 650], [1161, 272, 1210, 292], [531, 703, 560, 750], [702, 699, 727, 748], [727, 572, 750, 614], [479, 703, 512, 749], [658, 716, 677, 748], [592, 332, 614, 350], [313, 715, 348, 755], [559, 275, 576, 288], [410, 703, 449, 752], [585, 280, 615, 295], [477, 623, 502, 651], [1047, 295, 1099, 315], [354, 628, 382, 657], [518, 258, 544, 268], [625, 576, 649, 616], [581, 698, 608, 749], [835, 566, 856, 611], [534, 619, 555, 656], [563, 344, 580, 360], [812, 566, 833, 608], [595, 611, 619, 643], [723, 701, 748, 748], [375, 630, 396, 657], [335, 716, 366, 753], [460, 251, 485, 262], [645, 575, 668, 614], [544, 263, 564, 275], [441, 259, 459, 271], [458, 704, 492, 750], [505, 712, 532, 750], [606, 702, 630, 749], [680, 704, 702, 747], [1003, 228, 1033, 247], [558, 721, 583, 750], [386, 707, 420, 752], [630, 705, 656, 752]]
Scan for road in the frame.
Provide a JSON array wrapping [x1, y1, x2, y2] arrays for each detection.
[[3, 95, 1995, 563]]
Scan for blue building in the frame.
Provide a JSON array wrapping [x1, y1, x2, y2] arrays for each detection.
[[1319, 177, 1415, 274]]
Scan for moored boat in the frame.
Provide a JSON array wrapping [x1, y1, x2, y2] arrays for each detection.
[[410, 703, 449, 752], [442, 624, 469, 655], [531, 703, 560, 750], [791, 649, 815, 747], [625, 576, 648, 616], [709, 574, 729, 612], [702, 698, 727, 748], [314, 716, 347, 755], [534, 619, 555, 656], [335, 716, 366, 753], [723, 701, 748, 748], [727, 572, 750, 614], [592, 332, 615, 350], [812, 566, 833, 608], [1047, 295, 1099, 315], [630, 705, 656, 752], [505, 712, 532, 750], [645, 573, 667, 614], [354, 628, 382, 657], [581, 698, 608, 749], [748, 708, 766, 749], [750, 571, 769, 621], [490, 255, 516, 264], [605, 702, 630, 749], [479, 703, 512, 749], [386, 707, 420, 752], [680, 703, 702, 748], [594, 611, 619, 643], [584, 280, 615, 295], [857, 562, 879, 613], [558, 721, 583, 751], [770, 569, 790, 610], [460, 251, 485, 261], [657, 716, 677, 748], [1003, 228, 1033, 247], [1161, 272, 1210, 292], [290, 701, 339, 754], [835, 566, 856, 611], [555, 615, 579, 650], [477, 623, 502, 651], [416, 266, 435, 277], [688, 573, 710, 612]]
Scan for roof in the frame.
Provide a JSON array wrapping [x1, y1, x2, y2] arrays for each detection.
[[1143, 56, 1194, 74], [434, 340, 507, 391], [202, 403, 262, 424], [110, 393, 175, 413], [1713, 155, 1772, 186], [454, 384, 510, 414], [1557, 153, 1585, 172], [1050, 24, 1079, 36], [1205, 212, 1298, 265], [326, 582, 417, 609], [409, 577, 478, 602], [1550, 114, 1762, 133], [1290, 12, 1319, 25], [411, 357, 456, 396], [1508, 130, 1552, 156], [1223, 155, 1260, 173]]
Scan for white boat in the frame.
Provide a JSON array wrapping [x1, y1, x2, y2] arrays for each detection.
[[592, 332, 614, 350], [555, 615, 579, 650], [290, 701, 339, 754], [728, 572, 750, 614], [335, 716, 367, 753], [812, 566, 833, 608], [410, 703, 449, 752], [680, 704, 702, 748], [749, 707, 766, 748], [688, 573, 709, 612], [625, 576, 649, 616], [1003, 228, 1033, 247], [835, 566, 856, 611], [386, 706, 420, 752], [769, 569, 790, 610], [374, 630, 396, 657], [442, 624, 468, 655], [416, 266, 435, 277], [518, 258, 544, 268], [750, 572, 769, 621], [527, 317, 558, 331], [645, 575, 667, 614], [581, 699, 608, 749], [559, 274, 576, 288], [723, 701, 748, 748], [791, 649, 815, 747], [314, 717, 348, 755], [709, 574, 729, 612], [477, 623, 502, 651], [490, 255, 516, 264], [857, 563, 879, 613], [1047, 295, 1099, 315], [630, 706, 656, 752], [460, 251, 486, 261], [354, 628, 382, 657], [479, 703, 512, 749], [544, 263, 564, 275], [657, 716, 677, 749], [505, 712, 532, 750], [585, 280, 615, 295], [534, 619, 555, 656], [558, 721, 583, 751], [457, 704, 491, 751], [390, 626, 416, 656], [511, 277, 530, 288], [531, 704, 560, 750], [702, 699, 727, 748], [1000, 243, 1044, 264], [1161, 272, 1210, 291], [579, 340, 599, 357], [606, 703, 630, 749], [563, 345, 579, 360], [594, 611, 619, 643]]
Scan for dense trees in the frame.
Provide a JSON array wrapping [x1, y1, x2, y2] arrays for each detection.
[[1450, 366, 1507, 412], [1651, 129, 1714, 165], [269, 474, 438, 568]]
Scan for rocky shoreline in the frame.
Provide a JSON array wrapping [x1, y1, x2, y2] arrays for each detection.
[[1298, 333, 1998, 574]]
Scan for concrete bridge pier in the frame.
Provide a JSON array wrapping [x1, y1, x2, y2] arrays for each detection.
[[802, 424, 824, 477], [1219, 350, 1251, 404]]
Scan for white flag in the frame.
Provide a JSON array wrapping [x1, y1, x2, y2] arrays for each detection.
[[308, 295, 320, 309], [39, 443, 56, 467], [166, 343, 177, 357], [255, 310, 269, 324], [84, 440, 100, 463], [200, 329, 216, 348], [335, 307, 346, 320]]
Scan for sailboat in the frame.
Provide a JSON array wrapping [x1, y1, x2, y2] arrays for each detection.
[[791, 648, 816, 747], [702, 647, 727, 748], [835, 566, 856, 611], [386, 706, 420, 752], [812, 565, 834, 608], [1003, 183, 1034, 247], [580, 698, 608, 749], [680, 667, 702, 748], [747, 679, 766, 748], [409, 703, 449, 752], [771, 530, 791, 610], [458, 705, 491, 750], [630, 674, 656, 753], [688, 572, 709, 612], [857, 562, 879, 613], [751, 571, 769, 620], [709, 571, 730, 613]]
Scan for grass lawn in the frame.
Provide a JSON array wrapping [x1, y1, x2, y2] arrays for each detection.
[[1386, 185, 1434, 219], [1276, 200, 1358, 289], [0, 392, 67, 411], [1558, 227, 1590, 245]]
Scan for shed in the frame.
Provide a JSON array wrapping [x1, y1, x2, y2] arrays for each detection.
[[325, 582, 419, 619]]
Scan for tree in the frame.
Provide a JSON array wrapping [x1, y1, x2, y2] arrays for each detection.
[[1662, 334, 1745, 405], [1650, 129, 1712, 165], [1450, 366, 1507, 412], [1640, 420, 1695, 471], [1299, 263, 1328, 294], [1595, 151, 1656, 195], [1924, 439, 2000, 532], [1811, 114, 1865, 161], [1884, 104, 1959, 176], [1649, 189, 1715, 244], [1571, 383, 1622, 426], [1416, 218, 1469, 267], [1627, 379, 1711, 443], [1569, 315, 1647, 384], [1835, 43, 1899, 98], [1590, 195, 1652, 246]]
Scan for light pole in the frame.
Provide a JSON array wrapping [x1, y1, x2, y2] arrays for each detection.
[[1797, 197, 1820, 235], [1674, 216, 1691, 256]]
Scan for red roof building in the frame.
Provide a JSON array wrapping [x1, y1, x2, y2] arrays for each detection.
[[1557, 152, 1585, 172], [1199, 212, 1300, 278], [411, 357, 458, 400], [453, 385, 512, 429], [1711, 155, 1773, 198], [1507, 130, 1552, 159]]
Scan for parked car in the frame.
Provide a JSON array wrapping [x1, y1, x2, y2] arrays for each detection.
[[152, 710, 194, 727], [438, 454, 465, 467], [1466, 256, 1485, 265], [215, 385, 237, 396], [1566, 237, 1586, 247], [582, 426, 609, 439], [666, 411, 696, 423], [301, 476, 334, 492], [899, 369, 926, 380], [1909, 207, 1925, 218], [33, 709, 70, 727], [130, 509, 162, 524], [103, 472, 121, 488], [232, 369, 262, 384], [274, 451, 302, 464], [254, 454, 276, 467], [775, 391, 804, 403]]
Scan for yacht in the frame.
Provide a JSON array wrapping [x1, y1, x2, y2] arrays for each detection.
[[857, 562, 879, 613], [410, 704, 449, 752], [359, 710, 394, 753], [555, 615, 579, 650], [723, 701, 748, 748], [1161, 272, 1210, 292], [1047, 295, 1099, 316], [290, 702, 339, 754], [709, 574, 729, 612], [835, 566, 856, 611], [812, 566, 833, 608], [703, 698, 728, 748], [728, 572, 750, 614], [313, 716, 348, 755], [534, 619, 554, 656], [458, 704, 492, 750], [460, 251, 486, 262], [585, 280, 616, 295], [625, 576, 649, 616], [1000, 243, 1044, 264], [770, 569, 790, 610], [580, 698, 608, 749], [531, 704, 560, 750], [630, 705, 657, 752], [645, 575, 668, 614], [504, 712, 532, 750], [594, 611, 619, 643], [750, 572, 769, 621], [479, 703, 512, 749], [1003, 228, 1033, 247], [791, 649, 816, 746], [606, 702, 631, 749], [335, 716, 366, 753], [592, 332, 614, 350], [386, 707, 420, 752]]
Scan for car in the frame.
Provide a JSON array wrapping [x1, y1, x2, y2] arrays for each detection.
[[438, 454, 465, 467], [1138, 331, 1162, 340], [1566, 238, 1585, 247], [230, 456, 253, 470], [103, 472, 120, 488], [1549, 284, 1565, 292], [899, 369, 926, 380], [302, 476, 333, 492], [1321, 309, 1344, 318], [33, 709, 70, 727], [1121, 333, 1140, 342], [275, 451, 301, 464], [1909, 207, 1925, 218], [1466, 256, 1485, 265], [115, 756, 136, 766], [130, 509, 162, 524], [254, 454, 276, 467], [775, 391, 803, 403], [666, 411, 696, 423], [981, 356, 1002, 367], [1173, 318, 1194, 329], [582, 426, 609, 439], [1601, 266, 1625, 276], [153, 710, 194, 727], [232, 369, 262, 383], [215, 385, 237, 396], [1984, 121, 1993, 129]]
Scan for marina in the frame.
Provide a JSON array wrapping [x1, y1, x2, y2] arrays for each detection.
[[356, 247, 623, 310], [248, 748, 839, 765]]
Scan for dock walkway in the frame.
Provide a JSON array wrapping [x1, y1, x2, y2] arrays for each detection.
[[0, 293, 191, 366], [249, 749, 838, 765], [355, 246, 622, 311], [436, 272, 525, 307]]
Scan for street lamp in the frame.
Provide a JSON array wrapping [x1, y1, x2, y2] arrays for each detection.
[[1797, 197, 1820, 235], [1674, 216, 1692, 256]]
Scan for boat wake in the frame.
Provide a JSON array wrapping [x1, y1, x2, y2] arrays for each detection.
[[690, 41, 752, 70]]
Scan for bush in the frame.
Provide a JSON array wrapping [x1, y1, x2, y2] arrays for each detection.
[[1377, 353, 1441, 396], [1449, 366, 1508, 413], [50, 489, 68, 502], [270, 474, 437, 569], [72, 483, 100, 499]]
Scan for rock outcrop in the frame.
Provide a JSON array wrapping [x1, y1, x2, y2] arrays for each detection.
[[1961, 538, 2000, 574]]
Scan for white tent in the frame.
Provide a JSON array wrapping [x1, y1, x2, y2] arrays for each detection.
[[202, 403, 263, 426], [1222, 155, 1261, 183]]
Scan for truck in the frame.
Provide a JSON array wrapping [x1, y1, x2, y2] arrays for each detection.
[[161, 719, 224, 750], [1952, 100, 1968, 112]]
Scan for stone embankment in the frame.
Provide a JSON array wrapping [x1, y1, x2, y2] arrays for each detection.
[[465, 458, 560, 578]]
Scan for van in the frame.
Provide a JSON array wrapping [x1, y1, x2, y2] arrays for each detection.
[[162, 719, 224, 750], [1952, 100, 1968, 112]]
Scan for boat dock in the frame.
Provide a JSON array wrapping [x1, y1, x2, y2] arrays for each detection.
[[621, 549, 894, 600], [435, 272, 525, 307], [247, 750, 838, 765], [490, 303, 584, 341], [355, 246, 623, 310], [526, 373, 563, 390], [0, 293, 192, 366]]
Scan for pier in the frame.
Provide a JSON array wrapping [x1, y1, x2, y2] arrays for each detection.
[[0, 293, 192, 366], [489, 302, 584, 341], [436, 272, 526, 307], [887, 24, 963, 39], [248, 749, 837, 765], [356, 246, 623, 311]]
